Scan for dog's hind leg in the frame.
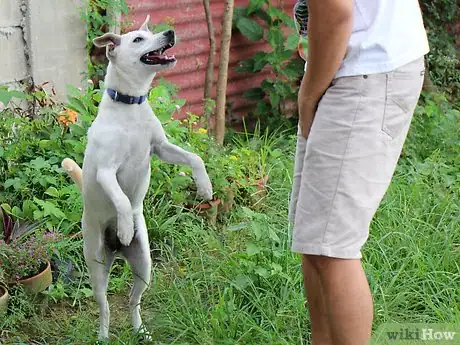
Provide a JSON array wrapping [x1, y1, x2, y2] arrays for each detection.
[[83, 216, 115, 340], [122, 211, 152, 339]]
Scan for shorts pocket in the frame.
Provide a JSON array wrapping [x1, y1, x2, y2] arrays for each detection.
[[381, 72, 423, 139]]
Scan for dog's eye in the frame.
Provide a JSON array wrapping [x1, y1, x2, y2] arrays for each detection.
[[133, 37, 144, 43]]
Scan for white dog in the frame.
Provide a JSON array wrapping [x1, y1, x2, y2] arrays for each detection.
[[61, 15, 213, 341]]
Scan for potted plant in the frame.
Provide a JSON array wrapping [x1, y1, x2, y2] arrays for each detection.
[[0, 208, 59, 294]]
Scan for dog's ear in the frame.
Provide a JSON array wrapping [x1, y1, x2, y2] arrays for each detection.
[[139, 15, 151, 32], [93, 33, 122, 48]]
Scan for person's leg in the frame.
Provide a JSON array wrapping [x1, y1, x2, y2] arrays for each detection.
[[292, 58, 424, 345], [301, 255, 333, 345], [305, 255, 373, 345]]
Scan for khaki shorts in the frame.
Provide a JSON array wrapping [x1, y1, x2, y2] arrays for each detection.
[[289, 57, 425, 259]]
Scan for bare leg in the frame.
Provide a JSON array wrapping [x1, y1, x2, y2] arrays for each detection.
[[301, 256, 333, 345], [305, 255, 373, 345], [122, 212, 152, 340]]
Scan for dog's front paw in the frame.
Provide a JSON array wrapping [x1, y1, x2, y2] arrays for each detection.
[[196, 175, 213, 201], [117, 213, 134, 246]]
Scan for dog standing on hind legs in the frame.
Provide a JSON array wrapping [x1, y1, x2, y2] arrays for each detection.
[[62, 15, 213, 341]]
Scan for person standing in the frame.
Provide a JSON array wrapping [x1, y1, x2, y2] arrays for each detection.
[[289, 1, 429, 344]]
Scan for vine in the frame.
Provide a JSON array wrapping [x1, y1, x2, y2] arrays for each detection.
[[233, 0, 304, 129], [79, 0, 130, 83]]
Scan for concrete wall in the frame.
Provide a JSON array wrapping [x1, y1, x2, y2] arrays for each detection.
[[0, 0, 87, 102], [0, 0, 28, 85]]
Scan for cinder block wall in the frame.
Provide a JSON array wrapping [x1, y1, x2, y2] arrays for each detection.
[[0, 0, 87, 102], [0, 0, 29, 87]]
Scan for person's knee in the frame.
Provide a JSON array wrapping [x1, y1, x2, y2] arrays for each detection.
[[303, 254, 355, 273], [303, 254, 332, 270]]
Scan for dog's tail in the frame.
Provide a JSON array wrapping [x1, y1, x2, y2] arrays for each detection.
[[61, 158, 83, 191]]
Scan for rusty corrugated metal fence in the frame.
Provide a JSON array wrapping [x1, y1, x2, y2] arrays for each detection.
[[126, 0, 297, 121]]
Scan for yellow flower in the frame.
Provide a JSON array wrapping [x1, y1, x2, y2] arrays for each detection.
[[229, 155, 238, 161], [198, 128, 207, 134]]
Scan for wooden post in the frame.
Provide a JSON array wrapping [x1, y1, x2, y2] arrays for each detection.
[[214, 0, 234, 145]]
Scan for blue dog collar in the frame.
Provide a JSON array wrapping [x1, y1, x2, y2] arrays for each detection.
[[107, 88, 147, 105]]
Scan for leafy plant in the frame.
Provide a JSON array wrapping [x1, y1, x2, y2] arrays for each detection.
[[80, 0, 130, 81], [0, 86, 27, 109], [0, 207, 44, 245], [419, 0, 460, 97], [0, 83, 100, 233], [233, 1, 304, 128]]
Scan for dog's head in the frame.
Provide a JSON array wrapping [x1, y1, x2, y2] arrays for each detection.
[[93, 15, 177, 74]]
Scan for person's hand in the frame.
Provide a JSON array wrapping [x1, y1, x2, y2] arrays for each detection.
[[298, 96, 318, 140]]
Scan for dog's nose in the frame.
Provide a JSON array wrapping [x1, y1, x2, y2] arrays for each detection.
[[163, 30, 175, 41]]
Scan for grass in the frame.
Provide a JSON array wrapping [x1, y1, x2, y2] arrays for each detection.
[[1, 94, 459, 344]]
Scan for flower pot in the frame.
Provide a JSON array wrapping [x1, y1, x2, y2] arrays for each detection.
[[0, 284, 9, 315], [17, 261, 52, 294], [187, 199, 221, 225]]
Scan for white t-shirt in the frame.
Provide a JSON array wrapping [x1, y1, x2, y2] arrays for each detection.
[[303, 0, 430, 77]]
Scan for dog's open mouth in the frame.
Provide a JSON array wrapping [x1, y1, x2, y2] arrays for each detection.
[[140, 45, 176, 65]]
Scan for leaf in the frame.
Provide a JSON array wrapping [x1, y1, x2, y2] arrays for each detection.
[[268, 228, 280, 243], [33, 210, 44, 220], [0, 146, 4, 158], [236, 18, 264, 42], [66, 96, 87, 116], [286, 34, 300, 50], [270, 148, 283, 158], [156, 110, 172, 123], [0, 89, 26, 106], [233, 274, 252, 290], [253, 9, 271, 24], [282, 59, 304, 79], [252, 52, 268, 71], [255, 267, 270, 278], [252, 221, 263, 241], [227, 222, 248, 231], [4, 178, 21, 190], [269, 91, 281, 108], [81, 287, 94, 298], [0, 90, 13, 106], [244, 88, 265, 101], [246, 241, 261, 256], [45, 187, 60, 198], [69, 124, 86, 137], [8, 90, 27, 99], [248, 0, 265, 14], [11, 206, 22, 218], [45, 176, 58, 186], [268, 27, 284, 50], [267, 6, 291, 23], [271, 262, 283, 273], [29, 157, 48, 170], [235, 59, 256, 73], [22, 200, 37, 218], [1, 204, 12, 214], [232, 7, 248, 26], [255, 101, 271, 116], [43, 202, 66, 219]]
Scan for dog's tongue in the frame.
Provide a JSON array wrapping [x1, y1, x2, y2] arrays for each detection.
[[145, 51, 175, 64]]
